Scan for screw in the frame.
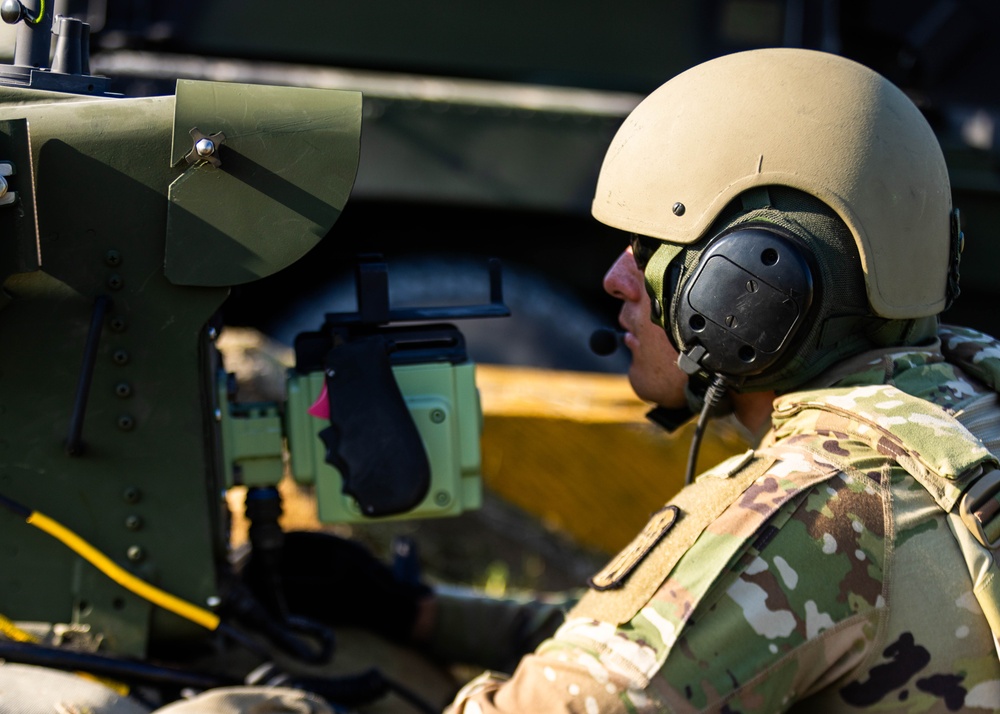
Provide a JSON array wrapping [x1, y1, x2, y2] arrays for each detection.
[[112, 349, 129, 365], [435, 492, 451, 507], [725, 315, 738, 328], [430, 409, 446, 424], [206, 596, 222, 608], [126, 545, 144, 562], [746, 280, 758, 293], [123, 487, 142, 504], [109, 316, 127, 332], [107, 274, 123, 290], [117, 414, 135, 431], [105, 250, 121, 266], [114, 382, 132, 398], [672, 202, 686, 216], [125, 515, 143, 531], [651, 298, 663, 320]]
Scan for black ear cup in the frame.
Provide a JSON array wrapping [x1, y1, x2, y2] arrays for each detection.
[[674, 226, 814, 378]]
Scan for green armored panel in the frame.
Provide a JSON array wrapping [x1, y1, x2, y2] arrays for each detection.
[[0, 82, 362, 656], [165, 80, 361, 286], [0, 93, 230, 655], [0, 118, 38, 287]]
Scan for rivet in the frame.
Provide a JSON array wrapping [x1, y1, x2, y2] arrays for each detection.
[[672, 202, 686, 216], [207, 326, 218, 341], [651, 298, 663, 320], [126, 545, 144, 562], [430, 409, 446, 424], [123, 487, 142, 504], [435, 492, 451, 506], [325, 369, 336, 378]]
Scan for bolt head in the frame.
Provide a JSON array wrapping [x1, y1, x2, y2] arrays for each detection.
[[195, 138, 216, 157], [1, 0, 23, 25], [123, 487, 142, 504]]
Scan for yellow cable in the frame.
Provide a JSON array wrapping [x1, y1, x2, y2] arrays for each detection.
[[0, 611, 130, 696], [22, 0, 45, 24], [0, 611, 37, 643], [26, 511, 220, 631]]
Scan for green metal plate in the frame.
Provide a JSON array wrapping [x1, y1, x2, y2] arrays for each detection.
[[165, 80, 361, 286], [0, 118, 37, 284]]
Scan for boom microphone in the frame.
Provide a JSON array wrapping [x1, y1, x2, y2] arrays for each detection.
[[589, 327, 624, 356]]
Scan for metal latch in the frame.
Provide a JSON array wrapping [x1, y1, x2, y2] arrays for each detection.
[[959, 467, 1000, 549]]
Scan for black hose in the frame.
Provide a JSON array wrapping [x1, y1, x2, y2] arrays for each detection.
[[0, 640, 237, 690]]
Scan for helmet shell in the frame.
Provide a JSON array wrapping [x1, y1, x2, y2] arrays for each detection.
[[592, 48, 952, 319]]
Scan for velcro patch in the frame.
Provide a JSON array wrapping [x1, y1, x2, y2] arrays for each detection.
[[588, 506, 679, 591]]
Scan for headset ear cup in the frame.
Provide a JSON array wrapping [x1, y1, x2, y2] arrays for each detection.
[[675, 226, 814, 378]]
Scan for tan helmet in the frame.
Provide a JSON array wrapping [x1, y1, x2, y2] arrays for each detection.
[[592, 48, 953, 319]]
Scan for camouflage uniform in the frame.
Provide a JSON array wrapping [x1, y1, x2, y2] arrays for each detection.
[[448, 325, 1000, 713]]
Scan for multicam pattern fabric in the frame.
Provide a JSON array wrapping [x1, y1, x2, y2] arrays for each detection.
[[448, 327, 1000, 713]]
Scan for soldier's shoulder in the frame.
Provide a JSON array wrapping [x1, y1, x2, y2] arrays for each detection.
[[570, 441, 842, 626]]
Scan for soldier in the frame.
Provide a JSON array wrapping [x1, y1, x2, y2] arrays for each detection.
[[446, 47, 1000, 712]]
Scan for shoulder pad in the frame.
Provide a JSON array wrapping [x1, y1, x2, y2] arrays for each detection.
[[773, 384, 997, 511]]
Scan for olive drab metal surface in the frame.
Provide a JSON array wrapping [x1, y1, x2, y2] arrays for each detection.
[[166, 80, 361, 286], [0, 117, 36, 282], [0, 83, 362, 656]]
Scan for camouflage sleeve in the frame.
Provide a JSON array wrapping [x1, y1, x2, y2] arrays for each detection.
[[446, 644, 671, 713], [425, 586, 575, 673]]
